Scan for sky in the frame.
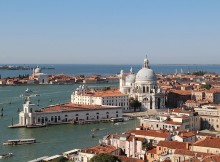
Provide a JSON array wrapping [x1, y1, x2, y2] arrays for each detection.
[[0, 0, 220, 64]]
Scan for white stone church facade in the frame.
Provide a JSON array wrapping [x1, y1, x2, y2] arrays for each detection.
[[119, 56, 165, 110]]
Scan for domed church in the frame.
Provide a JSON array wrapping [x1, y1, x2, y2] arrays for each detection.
[[119, 56, 165, 110]]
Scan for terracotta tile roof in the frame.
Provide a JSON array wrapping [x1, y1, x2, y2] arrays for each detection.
[[83, 88, 127, 97], [118, 156, 145, 162], [127, 135, 145, 142], [193, 137, 220, 148], [178, 131, 197, 138], [186, 100, 210, 104], [129, 130, 170, 138], [202, 155, 220, 162], [164, 121, 182, 125], [147, 147, 157, 154], [157, 141, 189, 150], [184, 155, 220, 162], [39, 103, 120, 113], [170, 90, 192, 95], [171, 108, 192, 114], [174, 149, 212, 157], [81, 145, 119, 154]]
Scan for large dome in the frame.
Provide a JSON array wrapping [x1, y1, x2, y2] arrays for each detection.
[[136, 67, 156, 81]]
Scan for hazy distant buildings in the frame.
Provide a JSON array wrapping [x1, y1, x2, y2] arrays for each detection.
[[30, 66, 49, 84]]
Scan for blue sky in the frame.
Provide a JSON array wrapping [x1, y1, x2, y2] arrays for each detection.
[[0, 0, 220, 64]]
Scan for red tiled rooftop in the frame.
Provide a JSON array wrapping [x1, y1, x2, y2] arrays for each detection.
[[83, 88, 127, 97], [174, 149, 212, 157], [193, 137, 220, 148], [39, 103, 120, 113], [164, 120, 182, 125], [157, 141, 189, 150], [178, 131, 196, 138], [147, 147, 157, 154], [129, 130, 170, 138], [171, 108, 192, 114], [127, 135, 145, 142], [170, 90, 192, 95], [118, 156, 145, 162]]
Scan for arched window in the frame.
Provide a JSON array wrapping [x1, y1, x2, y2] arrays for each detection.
[[158, 98, 161, 109], [147, 86, 149, 92], [150, 99, 152, 109], [143, 86, 145, 93]]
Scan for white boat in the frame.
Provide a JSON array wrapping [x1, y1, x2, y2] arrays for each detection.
[[3, 138, 36, 145], [25, 88, 32, 93], [110, 117, 124, 122], [0, 153, 13, 159]]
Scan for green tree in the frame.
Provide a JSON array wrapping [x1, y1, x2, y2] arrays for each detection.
[[142, 140, 153, 150], [193, 71, 207, 76], [201, 84, 212, 90], [129, 98, 142, 112], [89, 153, 121, 162]]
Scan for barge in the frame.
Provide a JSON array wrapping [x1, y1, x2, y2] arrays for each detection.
[[3, 138, 36, 145]]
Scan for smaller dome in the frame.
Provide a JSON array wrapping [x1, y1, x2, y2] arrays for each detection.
[[126, 74, 136, 83], [34, 66, 41, 74]]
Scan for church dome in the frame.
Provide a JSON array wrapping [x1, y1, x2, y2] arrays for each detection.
[[136, 68, 156, 81], [135, 56, 156, 82], [126, 74, 136, 83], [34, 66, 41, 74]]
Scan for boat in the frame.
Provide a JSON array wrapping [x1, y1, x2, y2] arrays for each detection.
[[91, 128, 100, 132], [110, 117, 124, 123], [26, 124, 47, 128], [25, 88, 32, 93], [0, 153, 13, 159], [91, 133, 95, 138], [3, 138, 36, 145]]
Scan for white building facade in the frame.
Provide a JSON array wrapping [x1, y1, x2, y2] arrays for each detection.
[[119, 57, 165, 110], [31, 66, 49, 84], [71, 85, 129, 111], [18, 98, 123, 126]]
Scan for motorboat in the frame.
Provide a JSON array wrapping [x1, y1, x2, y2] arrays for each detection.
[[0, 153, 13, 159]]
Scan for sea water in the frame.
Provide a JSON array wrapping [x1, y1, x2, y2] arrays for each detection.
[[0, 84, 139, 162], [0, 64, 220, 78]]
